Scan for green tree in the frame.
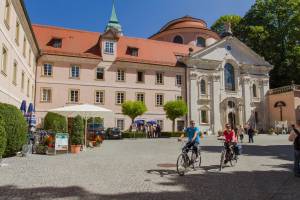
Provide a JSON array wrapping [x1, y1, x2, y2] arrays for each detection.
[[237, 0, 300, 88], [163, 100, 188, 133], [0, 103, 27, 157], [87, 117, 103, 124], [44, 112, 67, 132], [71, 115, 84, 145], [211, 15, 242, 36], [0, 116, 7, 159], [122, 101, 147, 130]]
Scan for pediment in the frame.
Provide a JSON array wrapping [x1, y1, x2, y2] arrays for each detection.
[[190, 37, 272, 68]]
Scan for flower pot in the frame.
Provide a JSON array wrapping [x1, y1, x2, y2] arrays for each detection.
[[71, 145, 81, 154]]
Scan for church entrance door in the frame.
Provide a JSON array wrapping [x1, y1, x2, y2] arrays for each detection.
[[228, 112, 236, 129]]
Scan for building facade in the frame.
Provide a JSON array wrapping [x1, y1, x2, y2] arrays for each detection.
[[33, 6, 206, 131], [267, 84, 300, 128], [183, 37, 272, 134], [0, 0, 39, 107], [0, 1, 273, 133]]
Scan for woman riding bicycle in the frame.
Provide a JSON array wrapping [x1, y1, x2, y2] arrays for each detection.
[[223, 124, 238, 162]]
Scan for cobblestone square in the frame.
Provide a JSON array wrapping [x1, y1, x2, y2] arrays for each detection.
[[0, 135, 299, 200]]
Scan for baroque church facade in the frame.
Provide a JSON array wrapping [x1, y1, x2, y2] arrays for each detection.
[[0, 1, 272, 133]]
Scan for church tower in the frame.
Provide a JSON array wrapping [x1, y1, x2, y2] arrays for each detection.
[[105, 0, 123, 35]]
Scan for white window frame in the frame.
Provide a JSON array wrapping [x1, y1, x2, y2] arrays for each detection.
[[4, 0, 10, 29], [70, 65, 80, 78], [116, 91, 125, 105], [136, 92, 145, 103], [43, 63, 52, 76], [156, 72, 164, 85], [12, 61, 17, 85], [116, 119, 125, 130], [41, 88, 52, 102], [1, 45, 8, 75], [96, 67, 104, 80], [23, 37, 27, 57], [176, 74, 182, 86], [69, 89, 80, 103], [21, 71, 25, 91], [176, 95, 183, 101], [200, 110, 209, 124], [116, 69, 125, 81], [156, 93, 164, 107], [26, 79, 30, 97], [104, 41, 114, 54], [15, 21, 20, 45], [95, 90, 105, 105], [137, 71, 145, 83]]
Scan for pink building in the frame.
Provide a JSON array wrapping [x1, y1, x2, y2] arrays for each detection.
[[32, 6, 220, 131]]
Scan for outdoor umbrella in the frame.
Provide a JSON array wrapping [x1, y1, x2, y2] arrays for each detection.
[[20, 100, 27, 115], [49, 104, 114, 147], [134, 119, 145, 125], [147, 120, 157, 125], [27, 103, 36, 128]]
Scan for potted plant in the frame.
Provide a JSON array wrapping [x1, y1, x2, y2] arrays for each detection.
[[95, 135, 102, 147], [71, 115, 84, 154]]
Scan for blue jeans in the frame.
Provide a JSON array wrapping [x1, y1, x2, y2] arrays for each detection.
[[295, 150, 300, 176]]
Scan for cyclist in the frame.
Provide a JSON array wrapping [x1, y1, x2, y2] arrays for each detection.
[[179, 120, 201, 159], [223, 124, 237, 163]]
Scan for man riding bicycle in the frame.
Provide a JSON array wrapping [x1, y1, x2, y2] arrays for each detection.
[[179, 120, 201, 159]]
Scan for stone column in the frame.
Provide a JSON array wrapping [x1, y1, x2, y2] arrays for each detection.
[[211, 74, 222, 134], [261, 79, 270, 130], [190, 72, 198, 124], [242, 76, 252, 125]]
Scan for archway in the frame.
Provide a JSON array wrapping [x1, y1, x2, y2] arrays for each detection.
[[228, 112, 236, 129]]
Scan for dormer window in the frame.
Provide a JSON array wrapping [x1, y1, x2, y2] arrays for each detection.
[[48, 38, 62, 48], [104, 41, 114, 54], [126, 47, 138, 56]]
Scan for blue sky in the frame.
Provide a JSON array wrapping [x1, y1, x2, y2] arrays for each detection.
[[24, 0, 255, 38]]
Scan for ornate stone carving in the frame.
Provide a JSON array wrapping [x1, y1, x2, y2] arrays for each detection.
[[212, 75, 221, 81]]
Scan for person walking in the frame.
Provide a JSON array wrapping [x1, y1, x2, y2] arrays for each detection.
[[237, 125, 244, 143], [289, 124, 300, 177], [247, 126, 255, 143], [156, 124, 161, 138]]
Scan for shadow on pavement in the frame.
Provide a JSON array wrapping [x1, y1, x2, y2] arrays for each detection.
[[202, 145, 294, 161], [1, 170, 299, 200]]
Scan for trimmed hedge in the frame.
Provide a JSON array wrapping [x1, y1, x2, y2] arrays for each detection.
[[44, 112, 67, 132], [0, 103, 27, 157], [122, 131, 184, 138], [160, 132, 184, 138], [123, 132, 147, 138], [71, 115, 84, 145], [0, 116, 7, 158]]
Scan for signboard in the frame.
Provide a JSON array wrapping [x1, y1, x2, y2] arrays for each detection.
[[55, 133, 69, 152]]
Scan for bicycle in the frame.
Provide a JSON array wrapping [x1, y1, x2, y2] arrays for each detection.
[[218, 138, 237, 171], [176, 140, 201, 176]]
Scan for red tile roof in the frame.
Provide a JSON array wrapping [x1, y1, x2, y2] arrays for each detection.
[[32, 24, 201, 66]]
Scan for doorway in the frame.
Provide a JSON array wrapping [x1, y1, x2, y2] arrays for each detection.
[[228, 112, 236, 129]]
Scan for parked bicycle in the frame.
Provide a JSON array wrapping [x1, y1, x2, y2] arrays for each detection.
[[176, 140, 201, 176], [218, 138, 238, 171]]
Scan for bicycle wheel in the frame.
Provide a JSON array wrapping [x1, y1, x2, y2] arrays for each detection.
[[177, 153, 188, 176], [230, 152, 238, 167], [219, 150, 226, 171], [193, 151, 201, 168]]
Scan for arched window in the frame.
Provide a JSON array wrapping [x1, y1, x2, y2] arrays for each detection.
[[253, 84, 257, 97], [224, 63, 235, 91], [173, 35, 183, 44], [196, 37, 206, 47], [200, 79, 206, 95]]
